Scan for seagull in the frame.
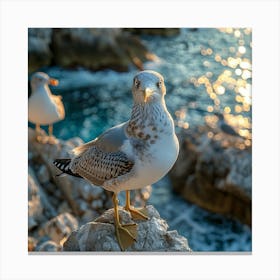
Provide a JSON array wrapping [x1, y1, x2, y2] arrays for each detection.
[[214, 112, 241, 137], [53, 70, 179, 251], [28, 72, 65, 143]]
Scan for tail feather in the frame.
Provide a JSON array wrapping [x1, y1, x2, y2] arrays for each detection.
[[53, 158, 82, 178]]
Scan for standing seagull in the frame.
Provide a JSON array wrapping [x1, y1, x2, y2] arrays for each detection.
[[28, 72, 65, 143], [53, 70, 179, 250]]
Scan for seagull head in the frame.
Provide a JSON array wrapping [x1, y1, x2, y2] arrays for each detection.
[[31, 72, 59, 91], [132, 70, 166, 104], [214, 112, 225, 121]]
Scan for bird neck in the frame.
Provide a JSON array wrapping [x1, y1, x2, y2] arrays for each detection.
[[127, 100, 175, 138], [31, 84, 52, 97]]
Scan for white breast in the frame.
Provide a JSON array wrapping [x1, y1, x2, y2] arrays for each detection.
[[120, 132, 179, 191], [28, 86, 63, 125]]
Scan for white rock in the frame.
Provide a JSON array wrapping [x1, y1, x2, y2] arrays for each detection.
[[63, 205, 191, 252]]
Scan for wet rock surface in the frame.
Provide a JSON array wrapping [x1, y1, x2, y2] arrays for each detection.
[[28, 28, 156, 73], [170, 126, 252, 226], [63, 205, 191, 252], [28, 28, 53, 73], [28, 128, 152, 252]]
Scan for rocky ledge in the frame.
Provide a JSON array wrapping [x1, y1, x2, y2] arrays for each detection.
[[28, 28, 163, 73], [170, 125, 252, 226], [63, 205, 191, 252]]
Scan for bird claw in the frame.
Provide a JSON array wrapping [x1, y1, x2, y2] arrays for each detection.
[[115, 223, 137, 251], [47, 136, 58, 145], [35, 135, 49, 144], [124, 206, 149, 221]]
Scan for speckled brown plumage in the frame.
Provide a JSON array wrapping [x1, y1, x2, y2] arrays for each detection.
[[70, 146, 134, 186]]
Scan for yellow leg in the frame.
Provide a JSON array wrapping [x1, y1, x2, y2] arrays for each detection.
[[48, 124, 53, 137], [113, 193, 137, 251], [35, 124, 43, 143], [48, 124, 57, 144], [124, 190, 149, 220], [35, 123, 40, 134]]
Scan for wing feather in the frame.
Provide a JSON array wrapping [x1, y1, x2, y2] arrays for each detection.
[[70, 145, 133, 186], [51, 95, 65, 119], [72, 121, 129, 156]]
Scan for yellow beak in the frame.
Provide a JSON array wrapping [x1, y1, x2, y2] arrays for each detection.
[[49, 78, 59, 86], [144, 88, 153, 102]]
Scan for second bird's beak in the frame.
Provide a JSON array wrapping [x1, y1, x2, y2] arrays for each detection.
[[143, 88, 153, 103], [49, 78, 59, 86]]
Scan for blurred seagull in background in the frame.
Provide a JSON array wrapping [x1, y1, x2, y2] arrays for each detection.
[[214, 112, 241, 137], [53, 70, 179, 251], [28, 72, 65, 143]]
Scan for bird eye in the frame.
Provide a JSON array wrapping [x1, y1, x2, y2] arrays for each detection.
[[157, 80, 162, 88], [134, 79, 140, 89]]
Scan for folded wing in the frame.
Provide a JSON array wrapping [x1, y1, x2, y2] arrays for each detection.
[[70, 121, 134, 186]]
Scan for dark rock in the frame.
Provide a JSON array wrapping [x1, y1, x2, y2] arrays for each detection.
[[28, 28, 53, 73], [28, 28, 157, 72], [170, 127, 252, 226], [35, 240, 62, 252], [51, 28, 151, 71], [125, 28, 180, 36], [63, 205, 191, 252], [37, 165, 50, 184]]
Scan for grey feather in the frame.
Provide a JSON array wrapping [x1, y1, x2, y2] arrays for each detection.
[[72, 122, 129, 155], [70, 145, 133, 186]]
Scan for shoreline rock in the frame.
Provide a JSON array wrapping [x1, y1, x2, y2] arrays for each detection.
[[28, 28, 159, 73], [170, 126, 252, 226], [63, 205, 191, 252]]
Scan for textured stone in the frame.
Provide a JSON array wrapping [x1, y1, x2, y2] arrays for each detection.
[[37, 165, 50, 184], [91, 199, 103, 210], [28, 128, 107, 216], [28, 236, 38, 252], [35, 240, 62, 252], [39, 213, 78, 244], [170, 126, 252, 226], [63, 205, 191, 252], [28, 172, 44, 230], [51, 28, 151, 71], [57, 201, 71, 214], [28, 28, 53, 73], [28, 28, 160, 73], [81, 210, 99, 224]]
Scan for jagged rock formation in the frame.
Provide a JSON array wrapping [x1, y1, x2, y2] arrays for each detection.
[[28, 28, 159, 72], [170, 126, 252, 226], [28, 28, 53, 73], [63, 205, 191, 252]]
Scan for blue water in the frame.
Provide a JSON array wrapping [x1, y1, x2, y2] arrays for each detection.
[[32, 28, 252, 251]]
